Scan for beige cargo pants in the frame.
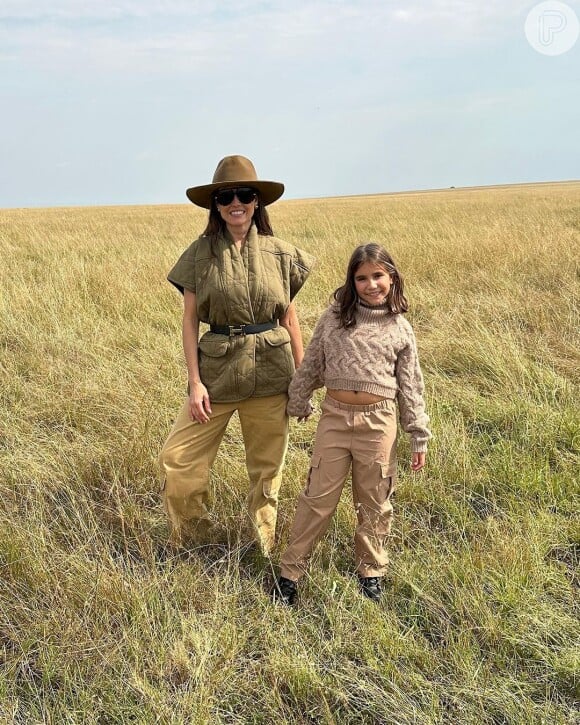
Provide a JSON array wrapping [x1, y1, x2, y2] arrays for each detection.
[[280, 395, 398, 580], [159, 394, 289, 554]]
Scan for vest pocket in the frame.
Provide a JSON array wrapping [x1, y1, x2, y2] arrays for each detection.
[[198, 334, 229, 359], [258, 326, 294, 393], [198, 333, 236, 400], [263, 326, 291, 347]]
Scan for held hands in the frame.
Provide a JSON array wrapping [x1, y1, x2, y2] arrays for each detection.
[[411, 451, 426, 472], [188, 381, 212, 424], [297, 399, 314, 423]]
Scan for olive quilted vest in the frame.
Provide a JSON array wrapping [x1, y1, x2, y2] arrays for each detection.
[[168, 226, 314, 402]]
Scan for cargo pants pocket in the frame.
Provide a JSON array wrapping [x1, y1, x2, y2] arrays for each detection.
[[376, 463, 396, 537], [304, 454, 321, 496], [262, 478, 280, 502]]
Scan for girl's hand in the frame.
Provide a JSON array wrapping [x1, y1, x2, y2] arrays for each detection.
[[188, 382, 212, 423], [411, 452, 426, 471]]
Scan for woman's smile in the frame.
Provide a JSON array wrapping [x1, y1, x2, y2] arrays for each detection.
[[217, 199, 256, 233]]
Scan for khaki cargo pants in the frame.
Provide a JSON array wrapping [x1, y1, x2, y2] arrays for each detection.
[[159, 394, 289, 554], [281, 395, 398, 580]]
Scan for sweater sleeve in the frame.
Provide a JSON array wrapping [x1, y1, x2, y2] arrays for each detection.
[[395, 322, 431, 453], [286, 310, 328, 417]]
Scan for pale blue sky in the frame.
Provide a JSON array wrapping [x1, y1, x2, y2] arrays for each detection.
[[1, 0, 578, 208]]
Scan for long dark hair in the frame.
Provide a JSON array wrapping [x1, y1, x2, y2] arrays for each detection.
[[333, 243, 408, 328], [201, 192, 274, 241]]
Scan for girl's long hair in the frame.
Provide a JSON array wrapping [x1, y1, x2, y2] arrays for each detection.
[[202, 192, 274, 245], [333, 243, 408, 328]]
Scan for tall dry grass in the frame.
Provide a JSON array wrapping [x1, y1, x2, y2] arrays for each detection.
[[0, 183, 579, 723]]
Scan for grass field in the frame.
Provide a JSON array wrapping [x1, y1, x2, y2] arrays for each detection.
[[0, 182, 579, 723]]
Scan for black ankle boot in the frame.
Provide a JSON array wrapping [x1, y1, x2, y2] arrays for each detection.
[[359, 576, 382, 602], [271, 576, 298, 606]]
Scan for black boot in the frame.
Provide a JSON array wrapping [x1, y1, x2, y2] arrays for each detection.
[[359, 576, 382, 602], [271, 576, 298, 606]]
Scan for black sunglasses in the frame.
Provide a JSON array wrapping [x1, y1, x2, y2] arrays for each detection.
[[214, 187, 258, 206]]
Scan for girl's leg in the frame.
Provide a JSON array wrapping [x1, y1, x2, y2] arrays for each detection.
[[351, 463, 396, 577], [238, 394, 289, 555], [350, 400, 398, 578], [159, 398, 235, 547], [280, 399, 352, 581]]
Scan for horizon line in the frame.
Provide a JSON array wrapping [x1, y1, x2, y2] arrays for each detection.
[[2, 179, 579, 212]]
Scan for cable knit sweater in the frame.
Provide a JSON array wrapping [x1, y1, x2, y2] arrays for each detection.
[[287, 302, 431, 452]]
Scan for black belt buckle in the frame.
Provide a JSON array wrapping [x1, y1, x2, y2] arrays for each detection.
[[228, 324, 245, 337]]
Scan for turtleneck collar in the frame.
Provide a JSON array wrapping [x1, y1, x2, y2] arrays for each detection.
[[355, 300, 392, 324], [357, 298, 389, 310]]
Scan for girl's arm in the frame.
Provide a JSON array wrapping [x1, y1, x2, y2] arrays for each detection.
[[395, 324, 431, 457], [183, 289, 212, 424], [280, 302, 304, 367], [286, 311, 328, 418]]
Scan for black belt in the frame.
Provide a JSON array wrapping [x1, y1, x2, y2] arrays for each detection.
[[209, 321, 278, 337]]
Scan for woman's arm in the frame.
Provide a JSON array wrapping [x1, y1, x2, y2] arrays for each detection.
[[280, 301, 304, 367], [183, 289, 212, 423]]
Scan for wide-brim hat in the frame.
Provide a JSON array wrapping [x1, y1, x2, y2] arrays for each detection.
[[186, 155, 285, 209]]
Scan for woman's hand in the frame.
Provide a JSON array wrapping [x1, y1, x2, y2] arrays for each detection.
[[411, 452, 426, 472], [297, 399, 314, 423], [188, 381, 212, 423]]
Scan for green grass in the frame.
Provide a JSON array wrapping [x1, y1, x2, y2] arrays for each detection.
[[1, 183, 579, 723]]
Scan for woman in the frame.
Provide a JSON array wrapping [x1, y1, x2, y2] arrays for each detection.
[[159, 155, 314, 555]]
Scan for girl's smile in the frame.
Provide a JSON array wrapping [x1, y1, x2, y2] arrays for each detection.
[[354, 262, 392, 306]]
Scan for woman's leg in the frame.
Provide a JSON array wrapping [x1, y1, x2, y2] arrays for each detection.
[[238, 394, 289, 555], [159, 398, 235, 547]]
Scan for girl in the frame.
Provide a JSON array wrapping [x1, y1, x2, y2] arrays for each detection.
[[272, 243, 430, 604]]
